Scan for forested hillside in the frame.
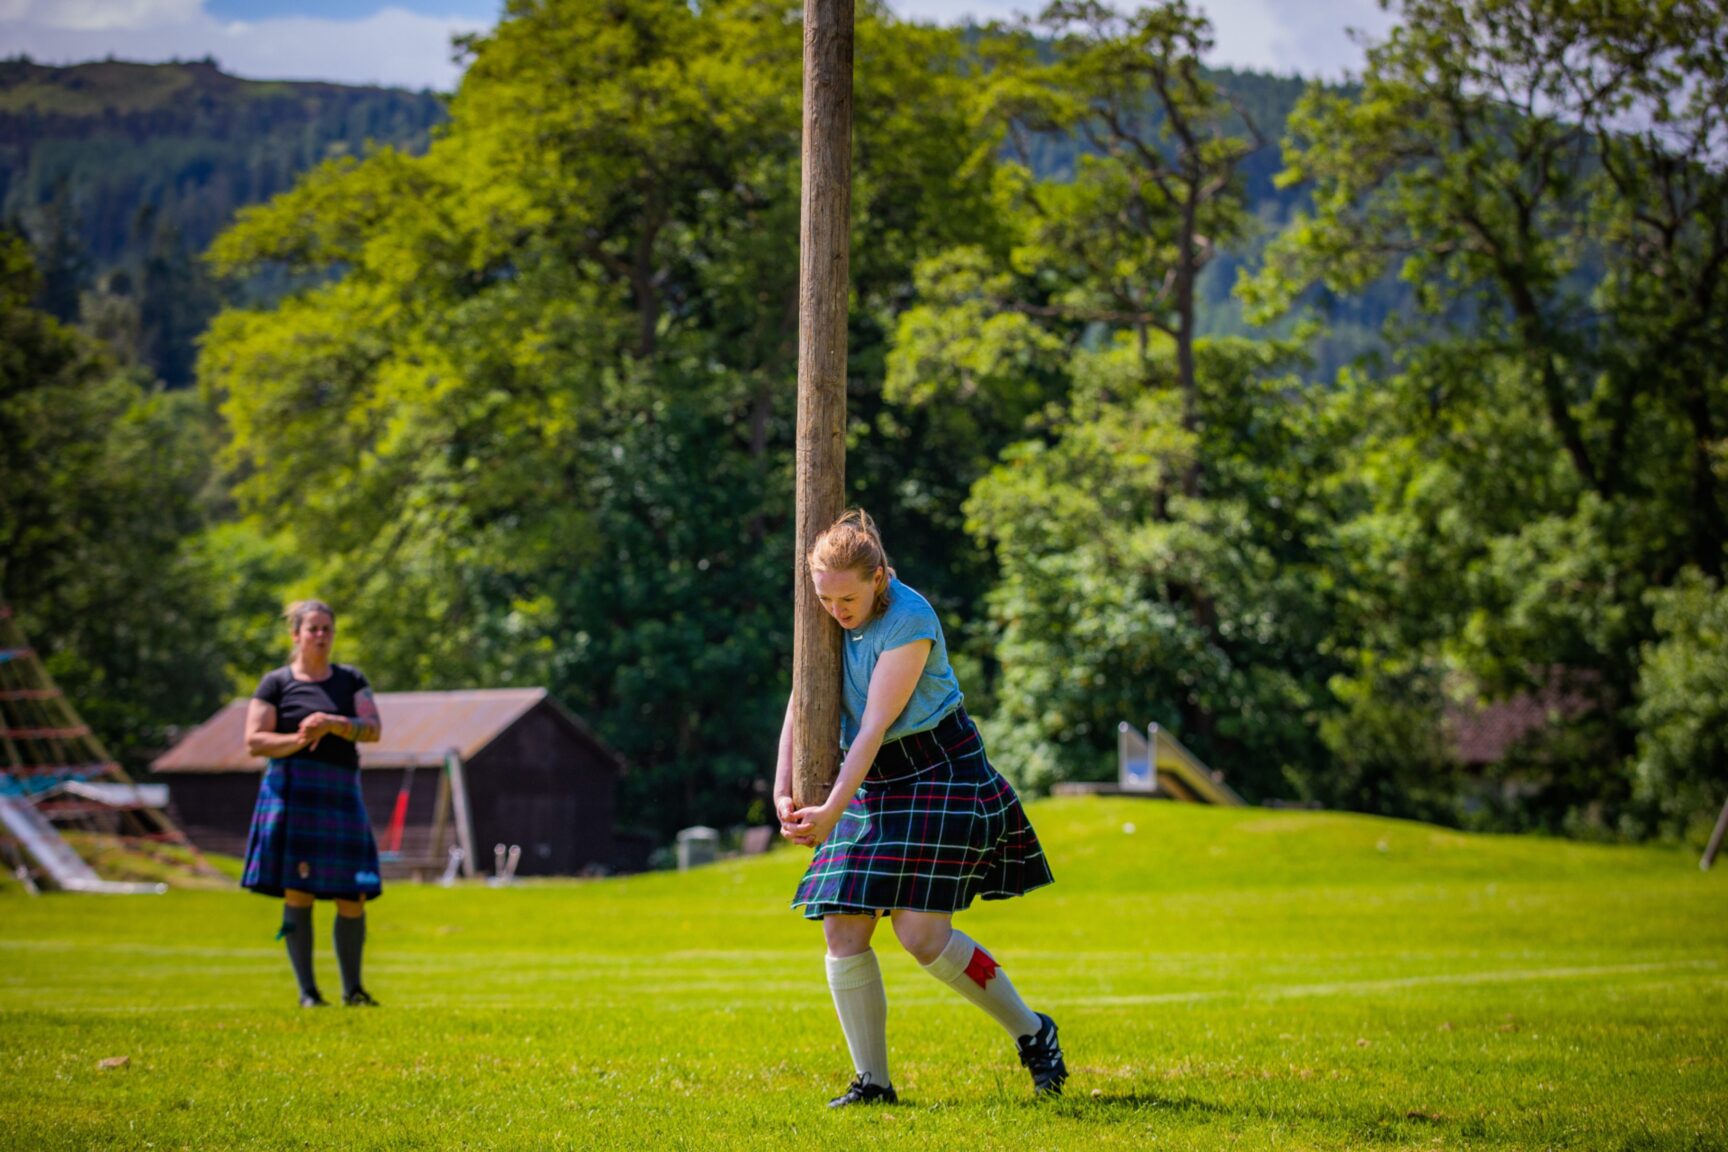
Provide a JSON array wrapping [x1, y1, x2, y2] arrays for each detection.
[[0, 57, 445, 384]]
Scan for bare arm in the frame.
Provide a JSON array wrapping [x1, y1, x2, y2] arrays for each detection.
[[296, 687, 384, 748], [772, 693, 797, 825], [245, 699, 308, 759], [347, 688, 382, 743], [786, 639, 932, 847]]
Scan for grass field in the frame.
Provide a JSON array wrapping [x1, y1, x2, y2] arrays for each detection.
[[2, 798, 1724, 1150]]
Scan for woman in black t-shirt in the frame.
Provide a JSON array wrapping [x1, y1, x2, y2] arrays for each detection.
[[241, 599, 385, 1008]]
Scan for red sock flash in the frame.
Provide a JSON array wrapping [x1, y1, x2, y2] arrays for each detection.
[[963, 947, 1000, 989]]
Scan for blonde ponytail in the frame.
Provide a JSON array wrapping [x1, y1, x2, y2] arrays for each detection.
[[810, 509, 892, 618]]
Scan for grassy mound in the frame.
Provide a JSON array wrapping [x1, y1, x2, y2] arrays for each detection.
[[57, 832, 240, 891]]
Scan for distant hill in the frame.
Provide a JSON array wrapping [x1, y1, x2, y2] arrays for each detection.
[[0, 55, 1388, 388], [0, 57, 446, 385]]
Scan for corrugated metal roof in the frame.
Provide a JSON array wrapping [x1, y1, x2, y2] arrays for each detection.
[[1444, 672, 1597, 766], [151, 689, 556, 773]]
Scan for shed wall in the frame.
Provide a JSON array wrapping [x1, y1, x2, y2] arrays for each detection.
[[465, 703, 615, 876]]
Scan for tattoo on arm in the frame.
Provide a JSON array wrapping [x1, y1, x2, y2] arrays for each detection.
[[349, 689, 382, 742]]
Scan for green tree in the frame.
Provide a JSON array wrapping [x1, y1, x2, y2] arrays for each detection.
[[1247, 0, 1728, 833], [972, 0, 1266, 494], [1634, 570, 1728, 845], [964, 334, 1343, 797], [30, 178, 88, 324], [0, 228, 229, 767], [136, 207, 220, 388], [888, 2, 1335, 795], [200, 0, 998, 837]]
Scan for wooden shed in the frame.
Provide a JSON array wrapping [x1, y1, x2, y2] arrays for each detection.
[[151, 689, 621, 878]]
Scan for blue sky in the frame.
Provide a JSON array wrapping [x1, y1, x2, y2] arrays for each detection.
[[0, 1, 1397, 91]]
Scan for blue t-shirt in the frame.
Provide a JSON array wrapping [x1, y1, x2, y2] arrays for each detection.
[[840, 577, 964, 749]]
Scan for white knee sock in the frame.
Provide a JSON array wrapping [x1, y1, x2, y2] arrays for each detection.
[[826, 950, 891, 1088], [921, 929, 1041, 1041]]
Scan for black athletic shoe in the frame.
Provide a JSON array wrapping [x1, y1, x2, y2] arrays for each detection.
[[1017, 1012, 1068, 1096], [342, 988, 380, 1007], [299, 992, 328, 1008], [827, 1074, 898, 1108]]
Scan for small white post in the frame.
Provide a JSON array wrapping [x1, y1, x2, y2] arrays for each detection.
[[1147, 723, 1162, 795], [444, 750, 477, 879]]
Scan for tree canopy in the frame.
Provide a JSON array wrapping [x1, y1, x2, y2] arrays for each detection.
[[199, 0, 1004, 834], [8, 0, 1724, 848]]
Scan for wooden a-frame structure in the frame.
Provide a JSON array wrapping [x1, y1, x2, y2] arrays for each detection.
[[0, 600, 211, 891]]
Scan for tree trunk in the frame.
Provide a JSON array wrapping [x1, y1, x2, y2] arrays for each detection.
[[631, 219, 660, 361]]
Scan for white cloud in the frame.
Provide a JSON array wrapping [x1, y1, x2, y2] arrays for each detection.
[[884, 0, 1394, 79], [0, 5, 485, 89], [1185, 0, 1288, 75], [9, 0, 204, 32], [881, 0, 1023, 24], [1261, 0, 1397, 78]]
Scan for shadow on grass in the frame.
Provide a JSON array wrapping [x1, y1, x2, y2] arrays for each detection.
[[1062, 1091, 1228, 1113], [1009, 1090, 1235, 1123], [1030, 1090, 1475, 1145], [874, 1091, 1228, 1120], [886, 1084, 1715, 1151]]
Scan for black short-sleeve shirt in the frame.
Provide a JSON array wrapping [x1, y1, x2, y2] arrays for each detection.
[[253, 664, 371, 769]]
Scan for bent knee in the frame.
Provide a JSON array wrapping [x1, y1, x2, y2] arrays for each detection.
[[892, 920, 952, 966]]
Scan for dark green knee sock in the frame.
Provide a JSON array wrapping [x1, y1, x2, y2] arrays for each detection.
[[279, 904, 317, 998], [334, 912, 366, 998]]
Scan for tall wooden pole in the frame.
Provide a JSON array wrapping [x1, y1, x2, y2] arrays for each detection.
[[792, 0, 854, 808]]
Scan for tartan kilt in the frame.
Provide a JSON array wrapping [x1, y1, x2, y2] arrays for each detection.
[[241, 757, 383, 901], [793, 708, 1053, 920]]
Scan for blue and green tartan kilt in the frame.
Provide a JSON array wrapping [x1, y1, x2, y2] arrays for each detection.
[[793, 708, 1053, 920], [241, 757, 383, 901]]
